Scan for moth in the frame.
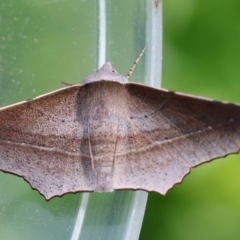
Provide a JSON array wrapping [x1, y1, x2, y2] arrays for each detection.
[[0, 62, 239, 200]]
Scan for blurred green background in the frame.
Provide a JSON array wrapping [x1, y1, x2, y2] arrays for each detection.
[[0, 0, 240, 239], [141, 0, 240, 239]]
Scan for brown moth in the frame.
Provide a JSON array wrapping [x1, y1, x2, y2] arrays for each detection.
[[0, 63, 240, 200]]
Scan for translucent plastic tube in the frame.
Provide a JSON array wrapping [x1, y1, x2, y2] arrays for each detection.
[[70, 1, 163, 240], [0, 1, 162, 239]]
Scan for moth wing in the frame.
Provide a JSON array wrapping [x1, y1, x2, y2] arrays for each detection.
[[0, 86, 94, 200], [113, 83, 240, 194]]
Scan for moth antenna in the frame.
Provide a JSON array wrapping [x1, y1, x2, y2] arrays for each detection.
[[61, 81, 74, 86], [126, 46, 146, 79]]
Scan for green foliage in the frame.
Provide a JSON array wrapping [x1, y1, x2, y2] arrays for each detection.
[[140, 0, 240, 239]]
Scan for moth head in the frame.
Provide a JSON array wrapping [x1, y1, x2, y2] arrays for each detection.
[[81, 62, 129, 86]]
